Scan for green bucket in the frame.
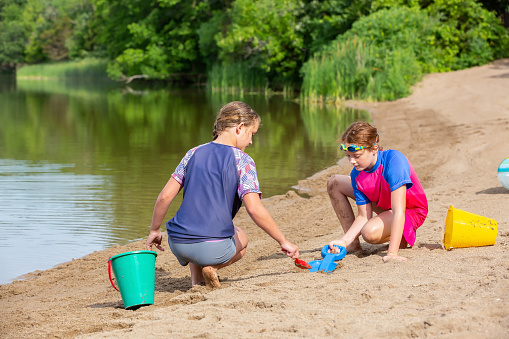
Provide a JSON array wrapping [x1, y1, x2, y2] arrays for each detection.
[[108, 250, 158, 309]]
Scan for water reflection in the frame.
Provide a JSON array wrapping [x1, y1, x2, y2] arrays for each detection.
[[0, 77, 369, 283]]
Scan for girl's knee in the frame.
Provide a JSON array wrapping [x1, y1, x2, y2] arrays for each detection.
[[361, 225, 382, 244], [327, 175, 350, 194], [327, 175, 338, 193], [328, 175, 356, 202]]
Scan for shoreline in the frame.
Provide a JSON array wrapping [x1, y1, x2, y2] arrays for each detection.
[[3, 154, 346, 286], [1, 60, 508, 338]]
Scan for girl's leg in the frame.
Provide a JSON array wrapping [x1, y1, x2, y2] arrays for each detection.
[[360, 210, 408, 248], [202, 226, 248, 288], [189, 263, 205, 286], [327, 175, 362, 252], [218, 226, 248, 267]]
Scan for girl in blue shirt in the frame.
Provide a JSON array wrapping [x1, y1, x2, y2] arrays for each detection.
[[147, 101, 299, 288]]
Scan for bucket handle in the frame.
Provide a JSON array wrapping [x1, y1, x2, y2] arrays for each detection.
[[107, 257, 120, 292]]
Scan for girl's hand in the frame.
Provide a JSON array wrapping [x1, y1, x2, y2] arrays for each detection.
[[382, 252, 407, 262], [146, 229, 165, 251], [328, 239, 347, 253], [281, 241, 299, 259]]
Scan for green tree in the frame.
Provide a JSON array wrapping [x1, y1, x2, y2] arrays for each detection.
[[0, 0, 28, 69], [98, 0, 227, 80], [480, 0, 508, 27], [22, 0, 97, 63], [64, 1, 98, 59], [213, 0, 304, 85], [197, 9, 228, 68], [299, 0, 374, 55], [427, 0, 509, 69], [92, 0, 156, 60], [205, 0, 375, 88]]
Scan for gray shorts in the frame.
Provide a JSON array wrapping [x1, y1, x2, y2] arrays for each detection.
[[168, 237, 236, 267]]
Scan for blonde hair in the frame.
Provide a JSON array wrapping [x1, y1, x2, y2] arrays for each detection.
[[212, 101, 261, 140], [341, 121, 380, 148]]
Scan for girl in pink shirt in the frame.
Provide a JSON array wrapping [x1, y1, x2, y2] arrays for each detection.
[[328, 122, 428, 262]]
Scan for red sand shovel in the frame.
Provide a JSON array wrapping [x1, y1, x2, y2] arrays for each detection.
[[282, 249, 312, 269]]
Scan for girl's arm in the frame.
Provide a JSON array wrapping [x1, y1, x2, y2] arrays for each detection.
[[329, 203, 373, 252], [242, 192, 299, 258], [383, 185, 407, 261], [146, 177, 182, 251]]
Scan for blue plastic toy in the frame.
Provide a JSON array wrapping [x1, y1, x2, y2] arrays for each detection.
[[308, 245, 347, 273]]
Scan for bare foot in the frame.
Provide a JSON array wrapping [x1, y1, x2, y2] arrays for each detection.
[[202, 266, 220, 288]]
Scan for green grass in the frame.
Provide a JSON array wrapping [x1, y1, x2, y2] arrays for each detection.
[[207, 62, 269, 94], [300, 37, 421, 103], [17, 58, 108, 79]]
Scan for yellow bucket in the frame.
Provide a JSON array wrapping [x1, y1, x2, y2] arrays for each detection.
[[442, 206, 497, 250]]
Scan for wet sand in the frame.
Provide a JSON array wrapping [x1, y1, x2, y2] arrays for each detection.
[[1, 60, 508, 338]]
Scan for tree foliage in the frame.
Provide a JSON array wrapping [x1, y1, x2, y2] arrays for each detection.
[[302, 7, 433, 101], [2, 0, 508, 98], [214, 0, 304, 83], [0, 0, 28, 68], [98, 0, 228, 79], [301, 1, 509, 101], [300, 0, 373, 55], [201, 0, 374, 86], [427, 0, 509, 69]]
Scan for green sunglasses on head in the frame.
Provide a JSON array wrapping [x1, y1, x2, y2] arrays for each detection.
[[340, 142, 377, 152]]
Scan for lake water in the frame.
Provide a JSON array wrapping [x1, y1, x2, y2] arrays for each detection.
[[0, 76, 368, 284]]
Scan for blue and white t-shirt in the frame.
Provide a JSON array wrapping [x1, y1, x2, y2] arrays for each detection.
[[167, 142, 261, 243]]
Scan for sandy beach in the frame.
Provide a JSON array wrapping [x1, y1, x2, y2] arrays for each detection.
[[1, 60, 508, 339]]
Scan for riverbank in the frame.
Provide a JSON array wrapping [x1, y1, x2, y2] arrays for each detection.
[[1, 60, 508, 338]]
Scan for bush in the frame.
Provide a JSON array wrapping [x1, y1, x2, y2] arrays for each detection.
[[301, 7, 433, 101], [427, 0, 509, 70], [301, 2, 509, 102]]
